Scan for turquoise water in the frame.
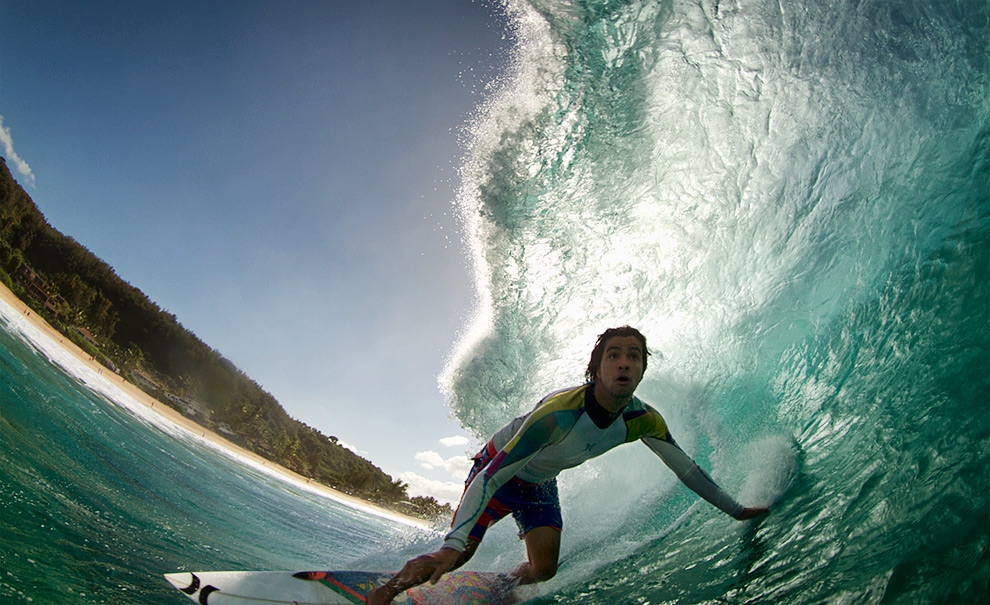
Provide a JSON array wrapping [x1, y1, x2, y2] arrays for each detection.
[[3, 0, 989, 603], [0, 308, 432, 603], [441, 0, 989, 602]]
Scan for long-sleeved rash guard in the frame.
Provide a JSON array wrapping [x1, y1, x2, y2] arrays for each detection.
[[443, 384, 744, 552]]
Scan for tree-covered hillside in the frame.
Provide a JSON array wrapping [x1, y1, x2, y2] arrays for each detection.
[[0, 158, 450, 521]]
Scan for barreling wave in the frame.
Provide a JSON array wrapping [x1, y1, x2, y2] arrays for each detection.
[[441, 0, 989, 602]]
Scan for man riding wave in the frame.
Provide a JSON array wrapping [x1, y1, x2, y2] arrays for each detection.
[[369, 326, 769, 604]]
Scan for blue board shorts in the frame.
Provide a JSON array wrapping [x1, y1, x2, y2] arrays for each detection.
[[457, 441, 563, 542]]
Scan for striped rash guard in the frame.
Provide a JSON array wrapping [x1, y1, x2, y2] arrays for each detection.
[[443, 383, 744, 552]]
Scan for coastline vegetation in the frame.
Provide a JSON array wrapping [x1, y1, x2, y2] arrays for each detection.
[[0, 158, 451, 521]]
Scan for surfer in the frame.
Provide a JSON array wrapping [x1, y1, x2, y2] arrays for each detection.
[[368, 326, 769, 604]]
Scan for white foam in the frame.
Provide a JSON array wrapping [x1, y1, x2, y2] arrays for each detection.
[[735, 435, 799, 509]]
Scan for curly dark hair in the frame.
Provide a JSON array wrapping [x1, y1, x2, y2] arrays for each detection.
[[585, 326, 650, 382]]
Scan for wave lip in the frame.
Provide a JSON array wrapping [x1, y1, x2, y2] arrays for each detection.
[[440, 0, 989, 602]]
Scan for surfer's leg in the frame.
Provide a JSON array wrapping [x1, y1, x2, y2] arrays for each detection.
[[509, 478, 561, 585], [514, 526, 561, 584]]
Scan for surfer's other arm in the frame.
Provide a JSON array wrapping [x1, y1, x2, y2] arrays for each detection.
[[643, 432, 770, 519]]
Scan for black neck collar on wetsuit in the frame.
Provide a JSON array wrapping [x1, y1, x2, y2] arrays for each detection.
[[585, 383, 624, 429]]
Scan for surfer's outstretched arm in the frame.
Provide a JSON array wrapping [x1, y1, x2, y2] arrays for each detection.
[[643, 433, 770, 519]]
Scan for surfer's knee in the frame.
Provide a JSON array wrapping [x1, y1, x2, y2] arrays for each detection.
[[514, 558, 557, 584], [533, 559, 557, 582], [521, 526, 560, 583]]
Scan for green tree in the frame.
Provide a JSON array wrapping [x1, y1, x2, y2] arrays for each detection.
[[0, 157, 450, 519]]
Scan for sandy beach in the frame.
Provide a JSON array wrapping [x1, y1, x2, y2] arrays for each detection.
[[0, 282, 427, 529]]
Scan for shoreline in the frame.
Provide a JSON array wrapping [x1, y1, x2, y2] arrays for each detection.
[[0, 282, 429, 529]]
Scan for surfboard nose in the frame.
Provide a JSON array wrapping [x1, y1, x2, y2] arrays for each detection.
[[164, 572, 199, 595]]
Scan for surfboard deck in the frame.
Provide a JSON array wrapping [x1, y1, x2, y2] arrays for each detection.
[[164, 569, 521, 604]]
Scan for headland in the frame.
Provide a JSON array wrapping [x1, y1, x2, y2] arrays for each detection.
[[0, 282, 429, 529]]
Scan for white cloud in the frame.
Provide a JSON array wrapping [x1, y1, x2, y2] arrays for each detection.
[[415, 450, 446, 469], [399, 471, 464, 505], [445, 454, 473, 477], [415, 450, 472, 477], [399, 437, 477, 505], [0, 116, 35, 187], [337, 440, 367, 456], [439, 435, 470, 448]]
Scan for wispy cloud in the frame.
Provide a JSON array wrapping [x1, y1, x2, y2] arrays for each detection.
[[0, 116, 36, 187]]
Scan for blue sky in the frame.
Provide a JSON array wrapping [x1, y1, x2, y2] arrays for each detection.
[[1, 0, 513, 504]]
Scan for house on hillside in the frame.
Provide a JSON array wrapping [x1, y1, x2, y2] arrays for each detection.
[[163, 392, 212, 420], [132, 369, 166, 392], [14, 265, 63, 318], [71, 325, 98, 347]]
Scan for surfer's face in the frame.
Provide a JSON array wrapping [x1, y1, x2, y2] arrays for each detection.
[[594, 335, 645, 410]]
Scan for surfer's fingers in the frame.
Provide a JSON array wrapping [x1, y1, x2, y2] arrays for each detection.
[[428, 563, 449, 585], [427, 549, 460, 585], [737, 507, 771, 520], [396, 555, 433, 584]]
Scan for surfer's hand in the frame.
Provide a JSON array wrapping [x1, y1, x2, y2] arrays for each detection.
[[425, 547, 461, 584], [367, 548, 463, 605], [736, 507, 770, 520], [391, 547, 461, 589]]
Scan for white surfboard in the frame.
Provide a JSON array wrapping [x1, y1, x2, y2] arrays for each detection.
[[164, 569, 521, 604]]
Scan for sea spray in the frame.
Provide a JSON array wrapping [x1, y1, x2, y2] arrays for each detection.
[[735, 435, 799, 509], [442, 0, 988, 601]]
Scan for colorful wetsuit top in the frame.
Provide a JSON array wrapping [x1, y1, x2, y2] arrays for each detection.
[[443, 383, 744, 552]]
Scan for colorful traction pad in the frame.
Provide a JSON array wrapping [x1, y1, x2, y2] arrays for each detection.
[[292, 570, 517, 605]]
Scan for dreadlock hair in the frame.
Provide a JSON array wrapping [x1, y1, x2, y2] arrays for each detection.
[[585, 326, 650, 382]]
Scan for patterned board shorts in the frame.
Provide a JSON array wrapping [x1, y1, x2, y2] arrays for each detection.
[[458, 441, 563, 542]]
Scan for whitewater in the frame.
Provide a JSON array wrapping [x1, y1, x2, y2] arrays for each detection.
[[439, 0, 988, 601], [2, 0, 988, 603]]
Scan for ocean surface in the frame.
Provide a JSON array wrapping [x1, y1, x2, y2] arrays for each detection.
[[0, 299, 436, 604], [3, 0, 988, 603]]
